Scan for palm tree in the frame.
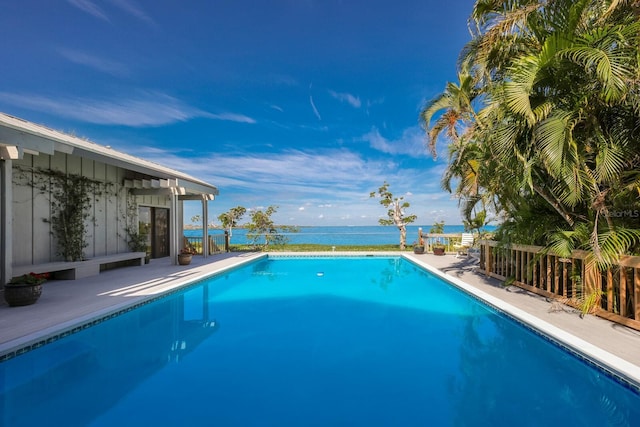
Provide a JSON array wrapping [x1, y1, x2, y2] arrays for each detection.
[[419, 71, 497, 227], [420, 71, 479, 158], [423, 0, 640, 263]]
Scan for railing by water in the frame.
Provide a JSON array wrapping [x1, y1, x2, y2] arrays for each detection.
[[184, 232, 467, 251], [479, 240, 640, 331], [184, 234, 227, 255], [423, 234, 461, 252]]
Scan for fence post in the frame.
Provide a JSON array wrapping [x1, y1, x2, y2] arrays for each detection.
[[620, 267, 627, 317], [635, 271, 640, 324], [483, 242, 492, 276], [583, 260, 601, 309], [225, 231, 230, 252]]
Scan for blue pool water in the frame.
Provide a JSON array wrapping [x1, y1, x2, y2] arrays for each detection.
[[1, 256, 639, 426]]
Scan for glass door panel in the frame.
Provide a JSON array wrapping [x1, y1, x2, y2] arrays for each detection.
[[153, 208, 169, 258]]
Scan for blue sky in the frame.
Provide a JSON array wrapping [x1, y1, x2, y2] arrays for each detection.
[[1, 0, 476, 226]]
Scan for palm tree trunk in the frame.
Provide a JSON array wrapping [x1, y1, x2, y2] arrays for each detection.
[[532, 183, 575, 227]]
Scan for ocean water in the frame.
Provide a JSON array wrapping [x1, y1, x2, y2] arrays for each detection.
[[185, 225, 494, 246]]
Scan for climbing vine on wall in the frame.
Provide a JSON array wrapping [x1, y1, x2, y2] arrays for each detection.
[[15, 166, 116, 261], [48, 170, 93, 261], [123, 192, 148, 253]]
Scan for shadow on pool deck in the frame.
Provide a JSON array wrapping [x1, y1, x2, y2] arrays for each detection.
[[1, 251, 639, 371]]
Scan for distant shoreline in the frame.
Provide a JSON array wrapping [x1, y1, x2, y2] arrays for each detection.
[[182, 225, 496, 246], [184, 224, 470, 230]]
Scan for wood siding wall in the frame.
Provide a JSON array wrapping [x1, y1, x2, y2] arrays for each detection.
[[12, 152, 170, 266]]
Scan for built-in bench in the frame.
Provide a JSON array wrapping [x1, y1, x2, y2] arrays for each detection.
[[12, 252, 147, 280]]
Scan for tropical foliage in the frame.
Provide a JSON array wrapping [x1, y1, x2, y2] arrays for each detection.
[[217, 206, 247, 240], [124, 193, 149, 254], [370, 182, 417, 250], [421, 0, 640, 267], [246, 205, 298, 250]]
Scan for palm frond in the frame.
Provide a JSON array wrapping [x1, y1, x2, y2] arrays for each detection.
[[594, 139, 628, 183], [591, 227, 640, 268], [561, 23, 639, 103], [533, 109, 577, 177], [502, 55, 542, 123]]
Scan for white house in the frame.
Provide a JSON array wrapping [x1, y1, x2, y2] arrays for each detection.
[[0, 113, 219, 286]]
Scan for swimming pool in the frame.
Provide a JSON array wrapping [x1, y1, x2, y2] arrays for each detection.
[[1, 256, 639, 426]]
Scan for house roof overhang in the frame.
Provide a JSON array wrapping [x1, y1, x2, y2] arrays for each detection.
[[0, 113, 218, 197]]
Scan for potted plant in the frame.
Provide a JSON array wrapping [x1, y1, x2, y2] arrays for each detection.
[[4, 272, 49, 306], [429, 221, 446, 255], [432, 242, 446, 255], [178, 246, 196, 265], [413, 227, 425, 254], [126, 227, 150, 264]]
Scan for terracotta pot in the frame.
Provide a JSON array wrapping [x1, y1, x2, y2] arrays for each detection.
[[4, 283, 43, 306], [433, 247, 445, 256], [178, 254, 192, 265]]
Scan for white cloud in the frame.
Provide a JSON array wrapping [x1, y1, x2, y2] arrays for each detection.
[[123, 147, 390, 203], [114, 144, 460, 226], [208, 112, 255, 124], [329, 90, 361, 108], [198, 150, 377, 189], [109, 0, 155, 25], [360, 126, 428, 158], [58, 48, 129, 76], [309, 95, 321, 120], [0, 91, 256, 127], [67, 0, 109, 21], [67, 0, 155, 25]]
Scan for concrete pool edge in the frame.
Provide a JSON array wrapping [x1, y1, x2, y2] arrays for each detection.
[[403, 254, 640, 392]]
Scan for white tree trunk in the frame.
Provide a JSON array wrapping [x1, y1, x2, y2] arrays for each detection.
[[393, 201, 407, 250], [399, 225, 407, 250]]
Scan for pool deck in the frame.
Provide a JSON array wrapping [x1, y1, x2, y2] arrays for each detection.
[[2, 251, 640, 385]]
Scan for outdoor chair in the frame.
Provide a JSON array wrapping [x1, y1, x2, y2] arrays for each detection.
[[454, 233, 474, 258]]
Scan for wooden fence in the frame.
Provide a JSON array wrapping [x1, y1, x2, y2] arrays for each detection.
[[479, 240, 640, 331], [423, 233, 460, 252]]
